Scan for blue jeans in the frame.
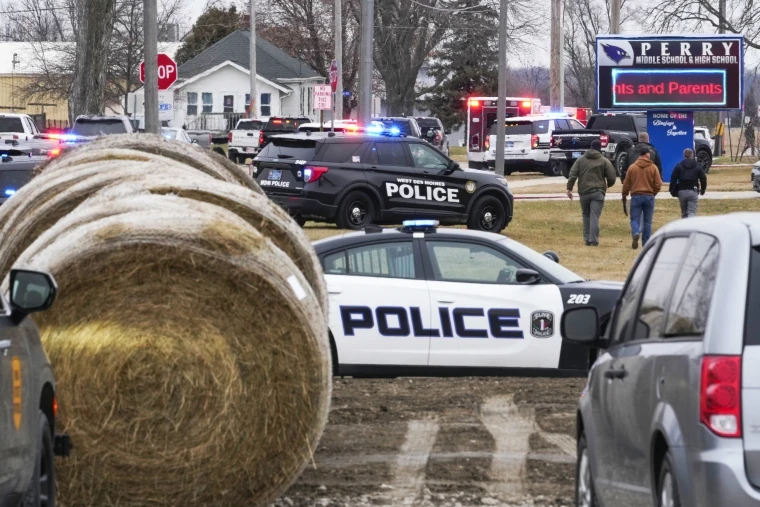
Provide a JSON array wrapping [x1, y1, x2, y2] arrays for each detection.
[[630, 194, 655, 244]]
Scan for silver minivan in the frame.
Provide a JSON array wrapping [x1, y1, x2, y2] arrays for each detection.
[[562, 212, 760, 507]]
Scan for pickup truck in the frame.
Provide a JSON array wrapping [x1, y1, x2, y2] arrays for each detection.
[[0, 269, 71, 507], [228, 119, 264, 164], [258, 117, 312, 150], [0, 114, 41, 143], [549, 113, 713, 177]]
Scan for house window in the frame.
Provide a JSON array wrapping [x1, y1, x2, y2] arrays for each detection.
[[186, 92, 198, 116], [223, 95, 234, 113], [261, 93, 271, 117], [202, 92, 213, 113]]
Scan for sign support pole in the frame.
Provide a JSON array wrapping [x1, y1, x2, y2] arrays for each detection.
[[249, 0, 258, 119], [144, 0, 159, 134], [331, 92, 335, 132], [494, 0, 508, 177]]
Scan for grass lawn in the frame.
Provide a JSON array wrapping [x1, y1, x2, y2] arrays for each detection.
[[303, 198, 760, 281], [511, 164, 757, 195]]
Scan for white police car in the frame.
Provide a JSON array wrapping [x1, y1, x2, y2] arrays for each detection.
[[314, 220, 623, 377]]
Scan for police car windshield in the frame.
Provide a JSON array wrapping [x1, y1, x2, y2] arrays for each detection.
[[498, 237, 584, 283], [258, 138, 318, 160]]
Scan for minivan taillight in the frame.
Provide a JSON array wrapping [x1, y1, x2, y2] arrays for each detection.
[[484, 138, 490, 151], [599, 134, 609, 148], [531, 134, 539, 149], [700, 355, 742, 438], [303, 166, 328, 182]]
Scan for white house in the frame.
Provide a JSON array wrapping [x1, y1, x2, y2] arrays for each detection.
[[128, 30, 325, 129]]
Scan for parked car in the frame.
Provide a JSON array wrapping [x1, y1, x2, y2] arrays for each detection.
[[68, 115, 134, 143], [374, 117, 422, 138], [228, 118, 264, 164], [161, 127, 194, 144], [0, 114, 41, 143], [258, 117, 312, 149], [0, 269, 72, 507], [1, 144, 50, 205], [415, 117, 451, 157], [563, 212, 760, 507], [695, 125, 715, 153], [752, 161, 760, 192]]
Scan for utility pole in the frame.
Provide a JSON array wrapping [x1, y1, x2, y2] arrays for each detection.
[[358, 0, 373, 124], [610, 0, 620, 34], [335, 0, 343, 121], [249, 0, 258, 119], [144, 0, 159, 134], [494, 0, 508, 177], [716, 0, 726, 156], [549, 0, 564, 111]]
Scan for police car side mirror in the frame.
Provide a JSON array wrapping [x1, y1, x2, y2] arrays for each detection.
[[8, 269, 57, 323], [561, 307, 601, 347], [515, 268, 541, 285], [446, 161, 460, 173]]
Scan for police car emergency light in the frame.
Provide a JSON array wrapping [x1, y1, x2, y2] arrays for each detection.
[[401, 219, 439, 232], [4, 189, 15, 196]]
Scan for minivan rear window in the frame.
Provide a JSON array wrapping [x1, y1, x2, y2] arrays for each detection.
[[746, 247, 760, 345], [258, 138, 318, 160]]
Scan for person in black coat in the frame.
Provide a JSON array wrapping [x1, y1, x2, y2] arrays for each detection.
[[669, 148, 707, 218]]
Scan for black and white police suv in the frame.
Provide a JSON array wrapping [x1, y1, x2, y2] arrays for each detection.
[[314, 220, 623, 377], [252, 132, 514, 232]]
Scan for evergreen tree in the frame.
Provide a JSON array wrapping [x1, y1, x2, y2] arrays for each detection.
[[175, 5, 243, 65], [421, 11, 499, 131]]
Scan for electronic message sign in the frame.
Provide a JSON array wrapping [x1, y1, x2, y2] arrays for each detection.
[[596, 35, 743, 111]]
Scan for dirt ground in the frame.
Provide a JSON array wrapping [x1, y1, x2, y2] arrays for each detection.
[[271, 377, 585, 507]]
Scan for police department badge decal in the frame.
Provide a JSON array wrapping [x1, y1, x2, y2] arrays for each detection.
[[465, 181, 476, 193], [530, 311, 554, 338]]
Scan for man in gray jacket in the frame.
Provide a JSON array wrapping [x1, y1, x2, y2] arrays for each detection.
[[566, 140, 618, 246]]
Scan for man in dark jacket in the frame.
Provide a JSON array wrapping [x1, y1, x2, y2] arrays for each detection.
[[669, 148, 707, 218], [622, 132, 662, 182], [566, 140, 617, 246]]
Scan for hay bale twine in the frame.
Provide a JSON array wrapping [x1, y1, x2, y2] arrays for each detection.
[[34, 134, 261, 194], [11, 195, 331, 506], [0, 161, 221, 280]]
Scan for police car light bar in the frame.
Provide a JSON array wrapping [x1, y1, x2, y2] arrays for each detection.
[[401, 219, 439, 232], [4, 189, 16, 196]]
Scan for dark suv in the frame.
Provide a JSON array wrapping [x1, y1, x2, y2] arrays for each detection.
[[416, 117, 451, 156], [374, 117, 422, 138], [252, 132, 514, 231]]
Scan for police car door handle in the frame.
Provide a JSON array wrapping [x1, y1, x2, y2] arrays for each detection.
[[437, 299, 455, 304], [328, 288, 343, 295]]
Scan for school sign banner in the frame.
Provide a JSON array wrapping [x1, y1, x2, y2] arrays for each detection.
[[596, 35, 744, 111]]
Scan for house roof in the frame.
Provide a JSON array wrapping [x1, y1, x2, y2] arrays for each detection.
[[0, 42, 182, 75], [177, 30, 322, 82], [173, 61, 291, 92]]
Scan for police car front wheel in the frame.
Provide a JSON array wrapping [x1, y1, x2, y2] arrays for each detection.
[[337, 191, 375, 230], [468, 195, 507, 232]]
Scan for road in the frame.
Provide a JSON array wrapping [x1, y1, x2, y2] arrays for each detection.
[[271, 377, 584, 507]]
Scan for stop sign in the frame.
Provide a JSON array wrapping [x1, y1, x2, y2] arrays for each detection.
[[329, 60, 338, 93], [140, 53, 178, 90]]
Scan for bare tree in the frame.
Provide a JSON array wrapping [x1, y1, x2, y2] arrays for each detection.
[[0, 0, 72, 41], [648, 0, 760, 50], [563, 0, 631, 108]]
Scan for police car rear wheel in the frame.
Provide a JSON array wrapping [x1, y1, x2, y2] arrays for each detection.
[[337, 191, 375, 230], [546, 160, 564, 177], [468, 196, 506, 232]]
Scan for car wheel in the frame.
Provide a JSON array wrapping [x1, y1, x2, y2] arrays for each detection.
[[696, 148, 712, 173], [658, 453, 682, 507], [615, 150, 628, 177], [23, 411, 55, 507], [546, 160, 564, 177], [337, 191, 375, 230], [467, 195, 507, 233], [576, 433, 598, 507], [294, 215, 306, 227]]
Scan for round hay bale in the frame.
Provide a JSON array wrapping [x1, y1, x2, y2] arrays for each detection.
[[0, 161, 220, 280], [34, 134, 261, 194], [12, 195, 331, 507]]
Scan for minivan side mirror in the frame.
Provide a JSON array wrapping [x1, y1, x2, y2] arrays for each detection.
[[561, 307, 602, 346], [515, 268, 541, 285], [9, 269, 57, 321]]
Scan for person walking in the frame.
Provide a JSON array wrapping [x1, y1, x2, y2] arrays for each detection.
[[622, 146, 662, 249], [623, 132, 663, 182], [669, 148, 707, 218], [566, 139, 617, 246]]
